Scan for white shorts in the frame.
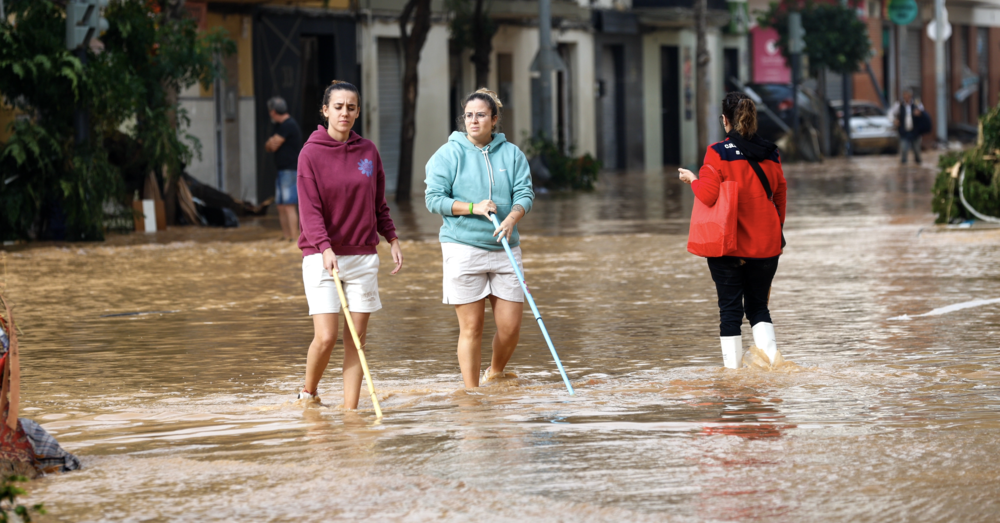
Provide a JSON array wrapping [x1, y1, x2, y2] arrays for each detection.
[[441, 242, 524, 305], [302, 253, 382, 315]]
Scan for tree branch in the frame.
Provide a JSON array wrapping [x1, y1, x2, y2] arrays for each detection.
[[399, 0, 416, 42]]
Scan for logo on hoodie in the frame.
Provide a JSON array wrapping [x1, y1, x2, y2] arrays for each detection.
[[358, 159, 374, 177]]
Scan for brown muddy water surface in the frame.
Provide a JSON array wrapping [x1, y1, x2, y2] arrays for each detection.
[[3, 155, 1000, 521]]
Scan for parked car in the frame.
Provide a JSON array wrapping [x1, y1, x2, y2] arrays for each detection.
[[741, 82, 843, 160], [831, 100, 899, 154], [745, 83, 811, 141], [744, 83, 838, 143]]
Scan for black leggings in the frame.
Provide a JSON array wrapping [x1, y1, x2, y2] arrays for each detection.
[[707, 256, 780, 337]]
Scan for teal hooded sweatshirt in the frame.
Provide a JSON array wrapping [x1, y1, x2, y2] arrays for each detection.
[[424, 132, 534, 251]]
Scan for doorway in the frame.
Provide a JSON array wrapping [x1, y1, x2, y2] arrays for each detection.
[[498, 53, 515, 143], [723, 47, 739, 93], [378, 38, 403, 194], [299, 35, 337, 134], [661, 46, 680, 166], [253, 11, 357, 204], [599, 45, 626, 169]]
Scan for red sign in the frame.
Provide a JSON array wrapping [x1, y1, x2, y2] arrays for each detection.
[[752, 27, 790, 84]]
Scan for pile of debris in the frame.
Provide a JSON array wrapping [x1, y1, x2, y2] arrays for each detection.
[[126, 170, 273, 233], [933, 104, 1000, 225], [0, 295, 80, 478]]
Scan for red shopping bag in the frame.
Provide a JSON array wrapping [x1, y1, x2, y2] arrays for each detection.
[[687, 180, 738, 257]]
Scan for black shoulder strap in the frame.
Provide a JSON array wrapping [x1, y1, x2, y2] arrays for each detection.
[[746, 158, 773, 201], [748, 156, 786, 248]]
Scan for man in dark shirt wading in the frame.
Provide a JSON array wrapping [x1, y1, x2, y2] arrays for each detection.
[[265, 97, 304, 241]]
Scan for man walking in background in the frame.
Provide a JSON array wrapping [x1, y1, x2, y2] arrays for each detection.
[[265, 97, 303, 241], [890, 88, 925, 165]]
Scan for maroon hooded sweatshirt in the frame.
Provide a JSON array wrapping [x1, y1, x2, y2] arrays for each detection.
[[296, 127, 397, 257]]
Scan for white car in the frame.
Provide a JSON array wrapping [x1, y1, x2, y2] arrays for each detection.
[[831, 100, 899, 154]]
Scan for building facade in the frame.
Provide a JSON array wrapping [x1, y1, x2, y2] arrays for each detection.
[[169, 0, 1000, 198], [174, 0, 755, 203], [746, 0, 1000, 147], [5, 0, 999, 205]]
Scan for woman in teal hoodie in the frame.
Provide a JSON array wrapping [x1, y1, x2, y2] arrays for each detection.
[[425, 88, 534, 388]]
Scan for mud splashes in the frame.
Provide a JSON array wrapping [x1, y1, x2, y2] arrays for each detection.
[[5, 156, 1000, 521], [741, 346, 801, 372]]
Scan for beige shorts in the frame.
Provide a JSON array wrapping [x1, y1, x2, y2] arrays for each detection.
[[441, 242, 524, 305], [302, 253, 381, 315]]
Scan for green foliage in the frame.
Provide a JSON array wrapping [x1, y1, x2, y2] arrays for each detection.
[[446, 0, 497, 52], [0, 0, 107, 240], [0, 0, 234, 241], [932, 105, 1000, 223], [100, 0, 235, 181], [758, 1, 871, 76], [0, 475, 45, 523], [523, 137, 601, 191]]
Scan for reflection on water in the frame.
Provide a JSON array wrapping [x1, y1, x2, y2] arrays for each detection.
[[5, 155, 1000, 521]]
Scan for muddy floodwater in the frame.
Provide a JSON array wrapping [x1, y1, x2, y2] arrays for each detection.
[[4, 155, 1000, 521]]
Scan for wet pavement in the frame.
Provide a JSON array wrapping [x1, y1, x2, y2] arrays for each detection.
[[3, 154, 1000, 521]]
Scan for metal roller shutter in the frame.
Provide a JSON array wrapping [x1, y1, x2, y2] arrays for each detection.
[[826, 71, 844, 102], [378, 38, 402, 194], [902, 27, 922, 94]]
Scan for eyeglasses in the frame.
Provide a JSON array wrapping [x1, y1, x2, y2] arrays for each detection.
[[464, 112, 490, 121], [718, 115, 725, 127]]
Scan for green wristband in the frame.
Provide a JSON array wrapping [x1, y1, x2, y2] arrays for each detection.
[[468, 202, 474, 215]]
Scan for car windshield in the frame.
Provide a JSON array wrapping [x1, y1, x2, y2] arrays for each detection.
[[833, 103, 886, 117], [747, 84, 793, 100], [852, 105, 885, 117]]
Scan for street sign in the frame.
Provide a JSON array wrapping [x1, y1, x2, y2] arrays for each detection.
[[726, 0, 750, 35], [65, 0, 109, 50], [887, 0, 918, 26], [788, 12, 805, 54]]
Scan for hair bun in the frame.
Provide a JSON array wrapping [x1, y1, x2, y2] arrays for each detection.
[[475, 87, 503, 109]]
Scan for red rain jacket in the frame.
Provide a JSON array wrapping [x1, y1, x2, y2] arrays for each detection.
[[691, 137, 786, 259]]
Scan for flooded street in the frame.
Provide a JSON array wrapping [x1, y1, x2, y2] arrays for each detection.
[[4, 154, 1000, 521]]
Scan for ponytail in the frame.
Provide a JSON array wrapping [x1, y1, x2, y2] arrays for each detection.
[[722, 92, 757, 138]]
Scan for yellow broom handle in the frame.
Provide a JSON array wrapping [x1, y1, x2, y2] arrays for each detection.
[[332, 270, 383, 419]]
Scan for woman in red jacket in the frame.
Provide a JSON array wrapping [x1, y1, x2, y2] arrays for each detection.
[[678, 92, 787, 369], [296, 80, 404, 408]]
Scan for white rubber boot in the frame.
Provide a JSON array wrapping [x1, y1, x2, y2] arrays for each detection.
[[752, 322, 778, 364], [720, 336, 743, 369]]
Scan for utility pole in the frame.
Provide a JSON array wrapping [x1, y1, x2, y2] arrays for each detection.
[[840, 0, 852, 157], [789, 12, 804, 137], [531, 0, 559, 139], [65, 0, 109, 145], [538, 0, 553, 139], [934, 0, 947, 144], [695, 0, 709, 155]]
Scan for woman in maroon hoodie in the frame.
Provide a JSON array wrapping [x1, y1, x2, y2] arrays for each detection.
[[295, 81, 403, 408], [678, 92, 787, 369]]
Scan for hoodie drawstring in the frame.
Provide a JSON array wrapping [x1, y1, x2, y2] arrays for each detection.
[[480, 145, 494, 201]]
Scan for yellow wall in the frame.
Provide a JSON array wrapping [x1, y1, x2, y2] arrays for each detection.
[[237, 15, 253, 97], [0, 102, 19, 143], [200, 12, 253, 98]]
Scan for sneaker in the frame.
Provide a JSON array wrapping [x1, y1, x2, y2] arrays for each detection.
[[297, 390, 319, 402]]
